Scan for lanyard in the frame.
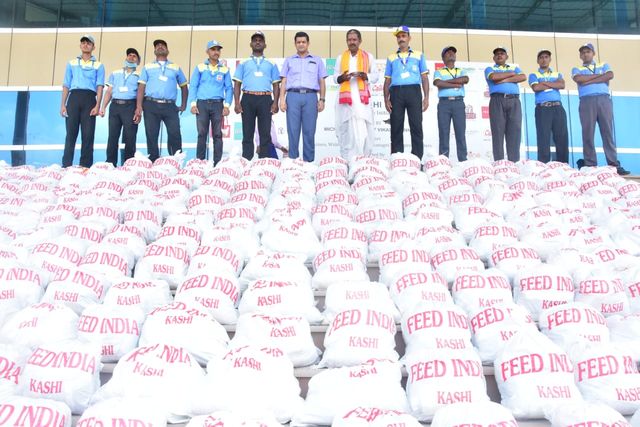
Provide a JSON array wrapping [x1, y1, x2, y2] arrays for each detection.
[[397, 50, 411, 69], [123, 69, 136, 85], [586, 64, 597, 74], [251, 56, 265, 73], [157, 61, 168, 76], [445, 67, 458, 79]]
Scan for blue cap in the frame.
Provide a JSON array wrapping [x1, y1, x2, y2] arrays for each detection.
[[80, 34, 95, 44], [206, 40, 223, 50], [441, 46, 457, 58], [393, 25, 410, 36], [579, 42, 595, 53]]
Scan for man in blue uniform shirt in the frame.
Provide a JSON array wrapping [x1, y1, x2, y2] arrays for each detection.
[[135, 39, 188, 162], [433, 46, 469, 162], [189, 40, 232, 165], [60, 34, 105, 168], [383, 25, 430, 160], [572, 43, 629, 175], [485, 46, 526, 162], [100, 48, 141, 166], [279, 32, 328, 162], [233, 31, 281, 160], [528, 50, 569, 164]]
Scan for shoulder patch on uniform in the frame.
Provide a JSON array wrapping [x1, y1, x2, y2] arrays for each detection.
[[93, 61, 102, 69], [387, 53, 397, 62], [167, 63, 180, 70], [146, 63, 160, 69], [68, 59, 77, 66], [197, 63, 207, 72], [219, 66, 229, 73]]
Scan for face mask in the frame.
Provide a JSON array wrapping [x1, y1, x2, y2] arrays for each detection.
[[124, 60, 137, 68]]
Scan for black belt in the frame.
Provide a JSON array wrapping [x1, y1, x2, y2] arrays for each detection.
[[144, 97, 174, 104], [198, 99, 223, 103], [287, 88, 317, 94], [491, 93, 519, 99], [439, 96, 464, 101], [537, 101, 561, 107], [112, 99, 135, 105]]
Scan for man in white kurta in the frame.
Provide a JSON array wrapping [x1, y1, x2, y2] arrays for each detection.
[[333, 29, 379, 160]]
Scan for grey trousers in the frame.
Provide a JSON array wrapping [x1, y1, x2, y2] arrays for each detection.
[[489, 95, 522, 162], [437, 98, 467, 161], [578, 94, 618, 167]]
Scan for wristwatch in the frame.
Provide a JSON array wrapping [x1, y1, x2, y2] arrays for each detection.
[[319, 98, 326, 102]]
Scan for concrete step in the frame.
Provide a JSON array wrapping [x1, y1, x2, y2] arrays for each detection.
[[71, 417, 560, 426]]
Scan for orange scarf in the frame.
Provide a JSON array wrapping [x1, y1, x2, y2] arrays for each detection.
[[339, 49, 370, 105]]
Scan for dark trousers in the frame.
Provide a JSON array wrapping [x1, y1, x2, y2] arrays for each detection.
[[106, 101, 138, 166], [489, 95, 522, 162], [241, 94, 275, 160], [143, 99, 182, 162], [390, 84, 423, 160], [437, 98, 467, 161], [63, 89, 97, 168], [286, 91, 318, 162], [196, 99, 224, 165], [579, 94, 618, 167], [535, 104, 569, 163]]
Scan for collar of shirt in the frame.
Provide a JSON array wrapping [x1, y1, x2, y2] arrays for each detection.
[[251, 55, 265, 63], [76, 55, 97, 63], [293, 52, 314, 58], [582, 60, 597, 66], [395, 47, 414, 56], [205, 59, 222, 70], [538, 67, 554, 74], [493, 63, 510, 69]]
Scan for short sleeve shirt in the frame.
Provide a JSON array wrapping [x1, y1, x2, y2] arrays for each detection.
[[384, 48, 428, 87], [484, 64, 522, 95], [433, 66, 468, 98]]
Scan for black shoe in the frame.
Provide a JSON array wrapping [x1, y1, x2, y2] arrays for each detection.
[[576, 159, 585, 169], [617, 166, 631, 176]]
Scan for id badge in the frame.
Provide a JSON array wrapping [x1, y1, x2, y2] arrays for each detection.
[[254, 71, 264, 77], [118, 86, 129, 93], [401, 71, 410, 79], [158, 75, 168, 82]]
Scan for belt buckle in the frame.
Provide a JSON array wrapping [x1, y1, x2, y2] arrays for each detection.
[[299, 89, 307, 94]]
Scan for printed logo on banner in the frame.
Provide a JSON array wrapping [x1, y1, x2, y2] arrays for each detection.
[[222, 118, 231, 139], [326, 58, 336, 76], [482, 106, 490, 119], [466, 105, 477, 120], [234, 122, 243, 140]]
